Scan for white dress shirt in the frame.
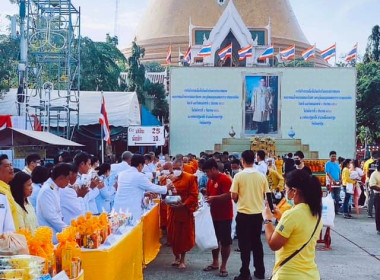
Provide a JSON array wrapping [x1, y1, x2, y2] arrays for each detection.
[[109, 161, 130, 190], [30, 183, 42, 209], [95, 175, 116, 213], [36, 178, 67, 243], [75, 173, 100, 214], [0, 194, 15, 234], [113, 167, 167, 221], [60, 186, 85, 224], [255, 161, 268, 175]]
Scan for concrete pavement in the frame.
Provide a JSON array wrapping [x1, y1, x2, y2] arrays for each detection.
[[144, 209, 380, 280]]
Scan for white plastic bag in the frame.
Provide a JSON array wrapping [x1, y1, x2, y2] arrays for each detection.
[[322, 194, 335, 227], [193, 204, 218, 251], [346, 183, 354, 194]]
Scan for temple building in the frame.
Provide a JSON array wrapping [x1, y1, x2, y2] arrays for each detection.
[[122, 0, 327, 67]]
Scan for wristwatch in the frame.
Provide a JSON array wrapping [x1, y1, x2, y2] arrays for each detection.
[[263, 219, 272, 225]]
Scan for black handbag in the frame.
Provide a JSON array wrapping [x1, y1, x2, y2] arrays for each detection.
[[269, 215, 321, 280]]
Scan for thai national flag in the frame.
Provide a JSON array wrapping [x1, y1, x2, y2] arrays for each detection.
[[198, 43, 212, 57], [280, 44, 295, 61], [258, 45, 274, 60], [166, 45, 172, 64], [345, 44, 358, 62], [301, 45, 315, 61], [99, 95, 111, 144], [321, 44, 336, 61], [238, 45, 253, 61], [184, 46, 191, 64], [218, 43, 232, 60]]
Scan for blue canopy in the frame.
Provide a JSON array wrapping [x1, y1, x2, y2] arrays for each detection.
[[141, 105, 162, 126]]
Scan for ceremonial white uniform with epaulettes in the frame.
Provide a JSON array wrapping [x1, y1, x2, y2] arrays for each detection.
[[36, 178, 67, 243], [75, 173, 100, 214], [0, 194, 15, 234]]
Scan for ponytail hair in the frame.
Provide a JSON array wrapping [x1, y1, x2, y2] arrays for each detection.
[[285, 169, 322, 217]]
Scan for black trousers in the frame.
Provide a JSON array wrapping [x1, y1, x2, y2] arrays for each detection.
[[375, 193, 380, 231], [236, 212, 265, 277]]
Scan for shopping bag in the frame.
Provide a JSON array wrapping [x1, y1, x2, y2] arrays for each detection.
[[322, 194, 335, 227], [0, 233, 29, 254], [193, 204, 218, 251], [346, 183, 354, 194]]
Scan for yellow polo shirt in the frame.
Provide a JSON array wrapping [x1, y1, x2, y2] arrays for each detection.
[[267, 168, 285, 191], [273, 203, 322, 280], [230, 168, 269, 214], [364, 158, 374, 182], [369, 170, 380, 194]]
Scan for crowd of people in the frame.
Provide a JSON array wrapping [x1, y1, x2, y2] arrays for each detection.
[[0, 148, 379, 279]]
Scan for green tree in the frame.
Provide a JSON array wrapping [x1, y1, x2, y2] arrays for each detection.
[[143, 61, 165, 73], [105, 33, 119, 47], [363, 25, 380, 63], [80, 36, 127, 91], [144, 80, 168, 121], [127, 40, 146, 104], [356, 61, 380, 141], [0, 34, 19, 91]]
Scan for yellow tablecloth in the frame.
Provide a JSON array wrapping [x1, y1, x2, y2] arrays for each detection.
[[81, 222, 143, 280], [142, 204, 161, 265]]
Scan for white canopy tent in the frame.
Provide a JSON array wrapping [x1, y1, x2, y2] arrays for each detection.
[[0, 89, 141, 127]]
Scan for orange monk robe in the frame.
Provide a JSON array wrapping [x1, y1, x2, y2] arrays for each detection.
[[158, 177, 168, 229], [190, 159, 198, 172], [167, 172, 199, 255], [183, 164, 196, 174]]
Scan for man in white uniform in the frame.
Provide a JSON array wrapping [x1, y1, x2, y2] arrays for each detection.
[[0, 193, 15, 234], [114, 154, 172, 221], [73, 152, 104, 214], [60, 164, 89, 224], [109, 151, 133, 189], [36, 163, 71, 243]]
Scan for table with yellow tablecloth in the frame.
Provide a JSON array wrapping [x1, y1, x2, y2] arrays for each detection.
[[142, 203, 161, 265], [80, 204, 161, 280]]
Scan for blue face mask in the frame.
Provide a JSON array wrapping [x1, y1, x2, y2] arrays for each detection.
[[285, 191, 294, 206]]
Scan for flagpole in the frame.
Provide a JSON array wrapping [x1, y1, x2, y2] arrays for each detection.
[[294, 43, 296, 67], [100, 91, 104, 164], [230, 43, 233, 67], [334, 42, 337, 67]]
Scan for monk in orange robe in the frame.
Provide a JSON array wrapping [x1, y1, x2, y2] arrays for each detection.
[[183, 156, 196, 174], [167, 159, 199, 269], [188, 154, 198, 171], [158, 162, 173, 240]]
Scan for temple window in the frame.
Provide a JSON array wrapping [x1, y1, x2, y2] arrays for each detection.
[[194, 30, 211, 45], [250, 30, 266, 45]]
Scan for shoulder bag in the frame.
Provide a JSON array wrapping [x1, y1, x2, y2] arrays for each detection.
[[269, 214, 321, 280]]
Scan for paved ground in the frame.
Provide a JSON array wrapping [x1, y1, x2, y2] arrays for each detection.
[[144, 209, 380, 280]]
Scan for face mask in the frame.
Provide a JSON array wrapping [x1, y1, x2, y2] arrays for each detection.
[[294, 160, 301, 166], [162, 170, 170, 175], [285, 191, 294, 206], [173, 170, 182, 177]]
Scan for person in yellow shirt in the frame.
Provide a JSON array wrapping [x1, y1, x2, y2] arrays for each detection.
[[9, 172, 38, 233], [262, 169, 322, 280], [342, 159, 357, 219], [275, 156, 283, 174], [230, 150, 270, 280], [364, 153, 377, 217], [0, 154, 20, 229], [368, 160, 380, 234], [266, 168, 284, 192]]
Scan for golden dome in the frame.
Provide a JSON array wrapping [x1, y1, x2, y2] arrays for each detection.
[[122, 0, 326, 66]]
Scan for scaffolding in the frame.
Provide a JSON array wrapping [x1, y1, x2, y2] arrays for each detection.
[[20, 0, 81, 139]]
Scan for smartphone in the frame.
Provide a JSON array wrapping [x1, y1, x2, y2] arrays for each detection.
[[266, 192, 274, 213]]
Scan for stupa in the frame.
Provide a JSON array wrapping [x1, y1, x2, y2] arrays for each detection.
[[122, 0, 327, 67]]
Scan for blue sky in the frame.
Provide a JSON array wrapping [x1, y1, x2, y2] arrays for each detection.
[[1, 0, 379, 59]]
